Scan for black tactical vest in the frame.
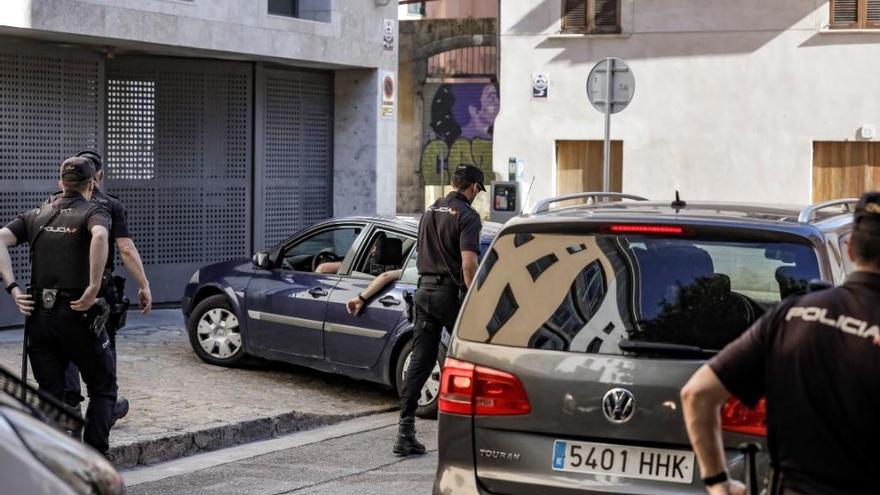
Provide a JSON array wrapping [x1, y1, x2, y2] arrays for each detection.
[[28, 197, 96, 290]]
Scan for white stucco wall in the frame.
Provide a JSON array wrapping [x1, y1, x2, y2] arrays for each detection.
[[495, 0, 880, 207]]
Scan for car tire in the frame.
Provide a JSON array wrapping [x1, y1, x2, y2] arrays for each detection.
[[187, 295, 249, 367], [395, 339, 445, 419]]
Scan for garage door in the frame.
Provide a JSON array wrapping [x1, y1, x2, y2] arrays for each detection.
[[0, 43, 101, 327], [104, 57, 253, 303], [813, 141, 880, 202], [254, 68, 334, 251]]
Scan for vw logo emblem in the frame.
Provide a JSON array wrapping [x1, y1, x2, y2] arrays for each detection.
[[602, 388, 635, 424]]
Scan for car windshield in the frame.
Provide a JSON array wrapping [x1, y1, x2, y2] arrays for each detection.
[[458, 232, 821, 355]]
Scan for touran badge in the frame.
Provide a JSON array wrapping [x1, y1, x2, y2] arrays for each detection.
[[602, 388, 635, 424]]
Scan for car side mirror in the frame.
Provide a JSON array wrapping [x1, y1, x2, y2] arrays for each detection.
[[253, 252, 272, 270]]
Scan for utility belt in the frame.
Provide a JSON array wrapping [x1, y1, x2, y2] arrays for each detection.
[[100, 269, 130, 330], [31, 288, 83, 308], [417, 274, 460, 289], [29, 287, 110, 337]]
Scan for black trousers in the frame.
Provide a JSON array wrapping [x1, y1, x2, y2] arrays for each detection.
[[27, 303, 118, 455], [63, 320, 119, 408], [400, 283, 460, 419]]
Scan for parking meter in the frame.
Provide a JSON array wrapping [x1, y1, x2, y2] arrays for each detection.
[[490, 181, 526, 223]]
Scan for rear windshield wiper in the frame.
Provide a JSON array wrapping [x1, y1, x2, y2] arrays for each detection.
[[618, 338, 719, 357]]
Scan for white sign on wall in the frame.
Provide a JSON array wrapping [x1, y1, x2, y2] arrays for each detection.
[[383, 19, 395, 51], [532, 73, 549, 99]]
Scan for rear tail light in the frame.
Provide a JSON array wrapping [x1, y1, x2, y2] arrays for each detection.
[[439, 358, 531, 416], [721, 397, 767, 436], [438, 358, 475, 415]]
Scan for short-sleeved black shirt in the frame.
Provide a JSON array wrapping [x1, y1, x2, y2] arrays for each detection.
[[5, 192, 111, 290], [416, 191, 482, 282], [709, 272, 880, 495]]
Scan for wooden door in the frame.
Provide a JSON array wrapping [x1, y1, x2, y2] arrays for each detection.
[[556, 140, 623, 196], [813, 142, 880, 202]]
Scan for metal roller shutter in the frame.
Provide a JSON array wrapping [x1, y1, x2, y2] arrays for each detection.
[[104, 57, 253, 303], [0, 43, 101, 327], [255, 68, 333, 250]]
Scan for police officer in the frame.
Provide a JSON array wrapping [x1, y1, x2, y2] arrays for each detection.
[[0, 157, 117, 455], [394, 164, 484, 456], [681, 192, 880, 495], [60, 150, 152, 425]]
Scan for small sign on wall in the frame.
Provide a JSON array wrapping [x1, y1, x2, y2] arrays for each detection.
[[383, 19, 395, 51], [381, 72, 395, 119], [532, 73, 549, 99]]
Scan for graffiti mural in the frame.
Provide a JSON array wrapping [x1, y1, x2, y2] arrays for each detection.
[[420, 80, 499, 185]]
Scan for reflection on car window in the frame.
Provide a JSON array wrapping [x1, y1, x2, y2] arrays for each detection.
[[457, 233, 820, 354], [400, 250, 419, 285], [528, 260, 606, 351], [281, 227, 361, 272]]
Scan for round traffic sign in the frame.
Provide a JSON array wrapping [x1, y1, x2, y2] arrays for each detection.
[[586, 58, 635, 114]]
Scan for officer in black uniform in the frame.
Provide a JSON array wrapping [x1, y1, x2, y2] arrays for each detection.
[[681, 191, 880, 495], [60, 150, 152, 426], [0, 157, 117, 455], [394, 164, 484, 456]]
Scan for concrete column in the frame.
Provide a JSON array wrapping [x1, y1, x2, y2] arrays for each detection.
[[334, 68, 398, 216]]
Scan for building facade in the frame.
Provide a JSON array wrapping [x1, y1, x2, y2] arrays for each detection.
[[0, 0, 398, 325], [494, 0, 880, 210]]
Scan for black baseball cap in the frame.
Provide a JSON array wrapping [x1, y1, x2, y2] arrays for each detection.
[[76, 150, 103, 172], [60, 156, 96, 185], [453, 164, 486, 192], [854, 192, 880, 235]]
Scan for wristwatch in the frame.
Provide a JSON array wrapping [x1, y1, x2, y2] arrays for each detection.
[[357, 293, 367, 303], [701, 470, 729, 486], [4, 282, 19, 295]]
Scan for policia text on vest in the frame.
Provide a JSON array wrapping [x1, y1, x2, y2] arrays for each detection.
[[0, 156, 118, 456]]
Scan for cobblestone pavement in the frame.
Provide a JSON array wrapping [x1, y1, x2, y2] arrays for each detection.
[[0, 310, 397, 466]]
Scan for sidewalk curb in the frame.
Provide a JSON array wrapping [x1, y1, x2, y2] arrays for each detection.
[[109, 406, 397, 469]]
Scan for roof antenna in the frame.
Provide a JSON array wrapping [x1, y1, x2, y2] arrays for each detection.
[[671, 190, 687, 211]]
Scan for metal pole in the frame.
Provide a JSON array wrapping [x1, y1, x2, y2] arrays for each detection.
[[602, 57, 613, 196]]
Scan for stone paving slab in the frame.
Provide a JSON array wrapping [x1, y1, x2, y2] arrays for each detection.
[[0, 310, 397, 469]]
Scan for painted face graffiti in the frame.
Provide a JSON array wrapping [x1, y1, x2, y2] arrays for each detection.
[[419, 81, 499, 186]]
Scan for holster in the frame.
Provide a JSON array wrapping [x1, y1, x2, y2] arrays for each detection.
[[101, 271, 129, 331], [88, 298, 111, 337]]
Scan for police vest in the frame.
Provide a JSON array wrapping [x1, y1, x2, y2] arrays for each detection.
[[29, 199, 96, 290]]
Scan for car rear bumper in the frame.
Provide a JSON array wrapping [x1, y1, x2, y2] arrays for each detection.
[[435, 413, 767, 495]]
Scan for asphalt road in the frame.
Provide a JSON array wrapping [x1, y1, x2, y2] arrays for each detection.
[[125, 412, 438, 495]]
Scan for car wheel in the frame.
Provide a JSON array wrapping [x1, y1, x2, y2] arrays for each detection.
[[395, 339, 445, 419], [187, 295, 248, 367]]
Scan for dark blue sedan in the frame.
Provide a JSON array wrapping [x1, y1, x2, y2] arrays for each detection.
[[182, 216, 499, 417]]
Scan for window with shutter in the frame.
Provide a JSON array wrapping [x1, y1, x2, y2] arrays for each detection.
[[868, 0, 880, 27], [563, 0, 589, 33], [562, 0, 620, 34], [593, 0, 620, 33], [830, 0, 880, 28]]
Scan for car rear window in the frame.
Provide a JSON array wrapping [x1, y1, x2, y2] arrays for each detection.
[[458, 232, 820, 354]]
